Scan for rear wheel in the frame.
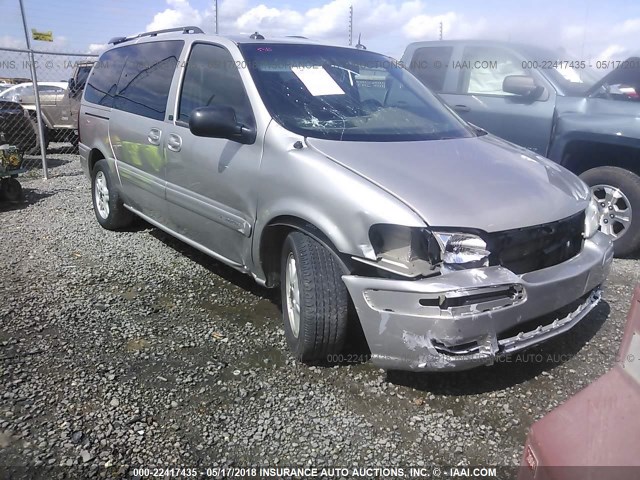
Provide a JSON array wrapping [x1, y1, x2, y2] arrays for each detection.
[[91, 159, 134, 230], [0, 178, 23, 202], [26, 116, 49, 155], [280, 231, 348, 363], [580, 166, 640, 256]]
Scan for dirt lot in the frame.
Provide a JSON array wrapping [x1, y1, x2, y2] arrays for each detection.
[[1, 154, 639, 479]]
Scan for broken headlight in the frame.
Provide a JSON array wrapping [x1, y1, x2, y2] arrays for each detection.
[[367, 225, 441, 277], [363, 226, 491, 277], [583, 195, 599, 239], [433, 232, 491, 273]]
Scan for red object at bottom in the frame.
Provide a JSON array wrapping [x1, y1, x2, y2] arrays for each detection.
[[518, 286, 640, 480]]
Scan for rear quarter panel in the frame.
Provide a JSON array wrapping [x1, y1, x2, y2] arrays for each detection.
[[78, 103, 114, 180]]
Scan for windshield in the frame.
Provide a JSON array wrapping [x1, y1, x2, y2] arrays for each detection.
[[240, 44, 474, 142]]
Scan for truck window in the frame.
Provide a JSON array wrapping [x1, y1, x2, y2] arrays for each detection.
[[178, 43, 254, 127], [408, 46, 453, 93], [460, 46, 527, 96], [75, 66, 92, 90]]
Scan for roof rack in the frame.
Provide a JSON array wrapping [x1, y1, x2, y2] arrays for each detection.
[[108, 26, 204, 45]]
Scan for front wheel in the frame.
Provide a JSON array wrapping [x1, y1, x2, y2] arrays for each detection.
[[280, 231, 349, 363], [580, 166, 640, 256]]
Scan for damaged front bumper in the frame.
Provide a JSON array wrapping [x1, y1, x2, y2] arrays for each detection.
[[343, 232, 614, 372]]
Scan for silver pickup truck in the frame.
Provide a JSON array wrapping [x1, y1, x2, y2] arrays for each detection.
[[0, 60, 94, 153]]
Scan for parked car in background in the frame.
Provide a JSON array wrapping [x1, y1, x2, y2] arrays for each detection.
[[0, 99, 37, 154], [0, 83, 12, 94], [402, 41, 640, 256], [79, 27, 613, 372], [0, 81, 75, 152]]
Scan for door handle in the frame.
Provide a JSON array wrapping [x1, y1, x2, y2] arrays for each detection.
[[453, 104, 471, 113], [167, 133, 182, 152], [148, 128, 161, 145]]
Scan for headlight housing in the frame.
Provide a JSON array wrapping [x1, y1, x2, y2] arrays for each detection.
[[363, 225, 491, 277], [433, 232, 491, 273], [367, 224, 441, 277], [584, 195, 600, 239]]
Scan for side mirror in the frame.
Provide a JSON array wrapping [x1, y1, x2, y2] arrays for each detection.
[[503, 75, 543, 98], [188, 105, 255, 144], [68, 78, 76, 94]]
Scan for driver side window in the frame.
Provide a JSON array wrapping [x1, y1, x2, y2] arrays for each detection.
[[178, 44, 254, 127], [460, 46, 527, 96]]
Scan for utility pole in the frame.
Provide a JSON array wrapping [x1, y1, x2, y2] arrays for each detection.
[[214, 0, 219, 34], [348, 5, 353, 46], [439, 21, 443, 40], [18, 0, 48, 179]]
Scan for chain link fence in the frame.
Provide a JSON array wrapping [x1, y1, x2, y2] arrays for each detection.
[[0, 47, 98, 172], [0, 0, 108, 178]]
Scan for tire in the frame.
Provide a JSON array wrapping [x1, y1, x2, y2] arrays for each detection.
[[580, 166, 640, 256], [91, 159, 134, 230], [26, 116, 49, 155], [280, 231, 349, 363], [0, 178, 23, 202]]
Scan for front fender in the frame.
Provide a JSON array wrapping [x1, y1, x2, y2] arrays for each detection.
[[251, 122, 425, 281], [549, 99, 640, 163]]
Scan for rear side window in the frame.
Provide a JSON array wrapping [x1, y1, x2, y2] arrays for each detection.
[[114, 41, 183, 120], [84, 47, 127, 107], [84, 41, 183, 119], [178, 43, 254, 126], [408, 46, 453, 92]]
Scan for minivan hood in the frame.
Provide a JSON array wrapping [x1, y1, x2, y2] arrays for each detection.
[[306, 135, 589, 233]]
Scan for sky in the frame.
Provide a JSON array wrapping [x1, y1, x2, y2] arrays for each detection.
[[1, 0, 639, 62]]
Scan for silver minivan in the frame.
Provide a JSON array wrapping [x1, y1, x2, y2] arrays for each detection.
[[79, 27, 614, 372]]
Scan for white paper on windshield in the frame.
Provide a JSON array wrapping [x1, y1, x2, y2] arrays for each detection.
[[291, 66, 345, 96]]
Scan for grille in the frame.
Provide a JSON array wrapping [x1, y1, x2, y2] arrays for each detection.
[[486, 211, 585, 275]]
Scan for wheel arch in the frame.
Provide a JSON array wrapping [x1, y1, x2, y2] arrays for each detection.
[[87, 148, 106, 176], [555, 135, 640, 177], [257, 215, 352, 288]]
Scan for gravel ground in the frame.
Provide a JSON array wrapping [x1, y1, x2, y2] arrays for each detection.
[[1, 154, 639, 479]]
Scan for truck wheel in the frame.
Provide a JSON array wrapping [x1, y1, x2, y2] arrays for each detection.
[[0, 178, 23, 202], [27, 116, 49, 155], [580, 166, 640, 256], [91, 159, 134, 230], [280, 231, 348, 363]]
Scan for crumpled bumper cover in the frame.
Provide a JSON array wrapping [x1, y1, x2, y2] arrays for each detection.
[[343, 232, 614, 372]]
